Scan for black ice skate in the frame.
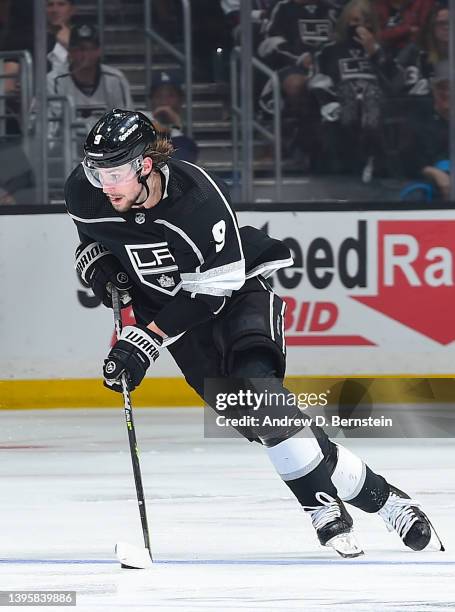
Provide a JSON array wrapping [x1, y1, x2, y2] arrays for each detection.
[[303, 492, 364, 558], [378, 485, 445, 551]]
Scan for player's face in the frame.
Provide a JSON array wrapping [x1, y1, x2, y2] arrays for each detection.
[[47, 0, 74, 27], [84, 157, 153, 212], [103, 177, 143, 212]]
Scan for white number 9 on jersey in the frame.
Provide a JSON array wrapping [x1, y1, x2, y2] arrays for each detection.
[[212, 220, 226, 252]]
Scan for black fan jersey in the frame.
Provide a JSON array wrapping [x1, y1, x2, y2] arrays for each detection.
[[259, 0, 337, 70], [65, 159, 293, 339], [394, 43, 435, 97], [315, 41, 380, 85], [311, 39, 395, 105]]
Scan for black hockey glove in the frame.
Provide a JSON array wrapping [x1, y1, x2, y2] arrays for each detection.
[[75, 241, 132, 308], [103, 325, 162, 392]]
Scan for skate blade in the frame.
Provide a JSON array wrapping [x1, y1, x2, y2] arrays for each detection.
[[427, 522, 445, 552], [115, 541, 153, 569], [325, 532, 364, 558]]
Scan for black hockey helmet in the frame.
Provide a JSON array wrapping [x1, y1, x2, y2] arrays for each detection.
[[84, 109, 157, 167], [82, 109, 158, 191]]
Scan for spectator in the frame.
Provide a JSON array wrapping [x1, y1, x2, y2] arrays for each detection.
[[47, 0, 77, 73], [258, 0, 337, 73], [48, 23, 133, 134], [2, 0, 76, 74], [394, 3, 448, 97], [220, 1, 281, 40], [1, 0, 77, 139], [257, 0, 338, 165], [309, 0, 393, 181], [220, 0, 240, 30], [403, 60, 449, 200], [0, 138, 35, 204], [146, 70, 198, 163], [376, 0, 434, 57], [1, 0, 34, 101]]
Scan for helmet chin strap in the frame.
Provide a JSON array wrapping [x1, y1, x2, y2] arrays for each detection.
[[135, 171, 152, 206]]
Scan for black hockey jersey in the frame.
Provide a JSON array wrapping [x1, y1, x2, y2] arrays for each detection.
[[65, 159, 293, 338], [258, 0, 337, 70]]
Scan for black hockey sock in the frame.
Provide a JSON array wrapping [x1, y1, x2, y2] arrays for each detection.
[[346, 466, 389, 513], [284, 460, 339, 507], [330, 443, 389, 512], [265, 435, 338, 507]]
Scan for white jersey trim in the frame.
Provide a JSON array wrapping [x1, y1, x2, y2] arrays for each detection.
[[213, 297, 226, 316], [181, 283, 234, 297], [181, 259, 245, 283], [269, 292, 275, 342], [180, 161, 245, 261], [154, 218, 204, 269], [245, 257, 294, 280], [68, 212, 126, 224], [162, 331, 186, 347], [160, 165, 170, 200]]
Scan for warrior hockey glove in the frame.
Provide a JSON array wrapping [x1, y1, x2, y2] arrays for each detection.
[[103, 325, 162, 392], [75, 241, 132, 308]]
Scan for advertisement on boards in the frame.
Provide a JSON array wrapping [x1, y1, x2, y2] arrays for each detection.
[[1, 210, 454, 378]]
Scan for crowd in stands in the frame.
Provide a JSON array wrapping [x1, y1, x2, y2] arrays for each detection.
[[254, 0, 449, 198], [0, 0, 451, 202], [0, 0, 199, 203]]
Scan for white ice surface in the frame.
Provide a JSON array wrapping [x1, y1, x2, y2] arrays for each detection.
[[0, 408, 454, 611]]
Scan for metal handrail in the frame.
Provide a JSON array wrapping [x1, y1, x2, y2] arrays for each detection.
[[97, 0, 105, 58], [144, 0, 193, 137], [0, 50, 33, 154], [230, 47, 282, 202], [47, 95, 78, 183]]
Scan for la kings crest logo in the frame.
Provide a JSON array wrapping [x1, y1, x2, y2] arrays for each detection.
[[135, 212, 146, 225], [125, 242, 181, 295], [298, 18, 331, 45], [157, 274, 175, 288], [340, 51, 374, 80]]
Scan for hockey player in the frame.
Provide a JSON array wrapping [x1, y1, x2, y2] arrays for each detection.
[[65, 109, 441, 558]]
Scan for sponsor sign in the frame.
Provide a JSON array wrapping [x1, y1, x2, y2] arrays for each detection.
[[240, 211, 455, 375], [1, 210, 454, 378]]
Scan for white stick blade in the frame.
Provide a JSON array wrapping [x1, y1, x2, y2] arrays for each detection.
[[115, 541, 153, 569]]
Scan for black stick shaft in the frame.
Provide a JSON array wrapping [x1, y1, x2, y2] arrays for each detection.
[[111, 287, 152, 558]]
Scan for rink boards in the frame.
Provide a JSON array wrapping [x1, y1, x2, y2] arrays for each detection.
[[1, 206, 454, 407]]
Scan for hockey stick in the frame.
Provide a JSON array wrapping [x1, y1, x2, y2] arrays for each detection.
[[110, 285, 153, 569]]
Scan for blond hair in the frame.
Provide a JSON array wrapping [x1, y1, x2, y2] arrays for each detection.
[[335, 0, 379, 42], [422, 5, 448, 66]]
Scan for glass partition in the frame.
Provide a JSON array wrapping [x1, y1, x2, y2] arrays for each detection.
[[0, 0, 451, 205]]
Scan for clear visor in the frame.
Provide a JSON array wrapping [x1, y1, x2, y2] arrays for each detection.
[[82, 156, 143, 188]]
